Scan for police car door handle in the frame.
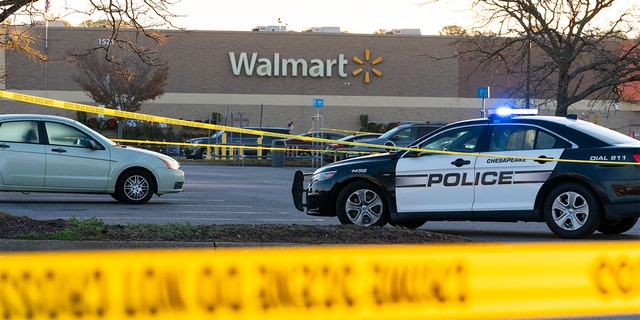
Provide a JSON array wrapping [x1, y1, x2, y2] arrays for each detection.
[[451, 158, 471, 167], [535, 155, 553, 164]]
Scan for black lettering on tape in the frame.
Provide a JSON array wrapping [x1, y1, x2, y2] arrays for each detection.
[[0, 269, 107, 319], [195, 266, 242, 313], [258, 264, 355, 311], [371, 259, 468, 307], [123, 268, 186, 316], [592, 255, 640, 298]]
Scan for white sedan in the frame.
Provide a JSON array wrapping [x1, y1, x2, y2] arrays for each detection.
[[0, 114, 184, 204]]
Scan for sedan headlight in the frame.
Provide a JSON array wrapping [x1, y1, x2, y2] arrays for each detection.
[[159, 156, 181, 170], [312, 170, 337, 182]]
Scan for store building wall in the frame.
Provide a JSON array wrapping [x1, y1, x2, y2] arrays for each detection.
[[1, 26, 638, 136]]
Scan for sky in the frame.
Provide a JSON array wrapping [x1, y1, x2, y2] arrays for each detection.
[[46, 0, 474, 35], [170, 0, 473, 35], [42, 0, 635, 36]]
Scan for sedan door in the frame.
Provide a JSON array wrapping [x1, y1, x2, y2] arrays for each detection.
[[43, 121, 112, 191], [395, 125, 484, 217], [0, 120, 45, 189]]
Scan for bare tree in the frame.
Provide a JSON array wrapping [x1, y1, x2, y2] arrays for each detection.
[[453, 0, 640, 116], [0, 0, 183, 64], [71, 51, 169, 137], [77, 19, 136, 28], [439, 25, 467, 36]]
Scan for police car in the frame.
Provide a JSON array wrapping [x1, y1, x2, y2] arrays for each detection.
[[292, 111, 640, 239]]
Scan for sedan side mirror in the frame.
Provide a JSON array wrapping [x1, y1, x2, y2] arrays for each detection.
[[86, 138, 104, 150]]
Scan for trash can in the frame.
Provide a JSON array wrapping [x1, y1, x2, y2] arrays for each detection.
[[271, 140, 285, 167]]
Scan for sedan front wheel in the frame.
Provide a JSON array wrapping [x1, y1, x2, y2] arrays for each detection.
[[336, 181, 388, 226], [116, 169, 155, 204]]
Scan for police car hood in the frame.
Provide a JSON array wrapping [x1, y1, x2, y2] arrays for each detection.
[[322, 152, 397, 170]]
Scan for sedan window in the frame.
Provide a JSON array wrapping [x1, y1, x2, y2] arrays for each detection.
[[394, 128, 417, 140], [0, 121, 39, 144], [44, 121, 94, 148]]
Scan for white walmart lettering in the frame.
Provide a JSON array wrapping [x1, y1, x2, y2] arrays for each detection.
[[229, 52, 348, 78]]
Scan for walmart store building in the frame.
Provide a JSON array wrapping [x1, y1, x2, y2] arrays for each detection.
[[2, 26, 640, 137]]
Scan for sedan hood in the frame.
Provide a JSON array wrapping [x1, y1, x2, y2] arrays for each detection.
[[113, 145, 178, 163]]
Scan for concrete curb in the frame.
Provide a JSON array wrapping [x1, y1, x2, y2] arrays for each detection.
[[0, 240, 299, 252]]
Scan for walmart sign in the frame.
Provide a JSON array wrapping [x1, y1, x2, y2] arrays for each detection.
[[228, 52, 349, 78]]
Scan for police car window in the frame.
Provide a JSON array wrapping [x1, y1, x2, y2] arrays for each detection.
[[421, 127, 481, 153], [490, 126, 565, 151], [535, 131, 558, 149]]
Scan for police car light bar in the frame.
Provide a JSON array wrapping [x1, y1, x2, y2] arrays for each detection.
[[494, 107, 539, 117]]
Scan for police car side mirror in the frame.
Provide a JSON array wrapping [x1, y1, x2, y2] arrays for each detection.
[[406, 150, 421, 157], [384, 141, 396, 152]]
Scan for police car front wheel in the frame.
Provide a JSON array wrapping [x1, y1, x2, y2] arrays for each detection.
[[336, 181, 389, 227], [543, 183, 601, 239]]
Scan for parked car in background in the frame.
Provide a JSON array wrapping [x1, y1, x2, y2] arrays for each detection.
[[344, 123, 444, 158], [323, 133, 383, 162], [280, 131, 347, 156], [183, 126, 291, 159], [0, 114, 184, 204]]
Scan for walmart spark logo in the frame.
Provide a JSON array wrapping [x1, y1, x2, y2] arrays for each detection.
[[352, 49, 382, 84]]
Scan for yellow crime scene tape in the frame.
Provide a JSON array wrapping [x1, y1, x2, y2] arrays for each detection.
[[0, 91, 334, 147], [1, 242, 640, 320], [1, 91, 640, 319], [1, 90, 638, 166]]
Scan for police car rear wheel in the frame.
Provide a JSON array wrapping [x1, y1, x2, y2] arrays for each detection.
[[336, 181, 389, 227], [543, 183, 601, 239], [597, 217, 638, 235]]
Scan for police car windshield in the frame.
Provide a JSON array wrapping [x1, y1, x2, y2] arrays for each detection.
[[570, 121, 639, 145]]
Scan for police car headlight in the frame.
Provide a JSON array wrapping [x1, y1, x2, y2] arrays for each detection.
[[313, 171, 336, 182]]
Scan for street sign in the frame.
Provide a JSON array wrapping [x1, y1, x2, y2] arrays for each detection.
[[477, 86, 490, 99], [313, 98, 324, 108]]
